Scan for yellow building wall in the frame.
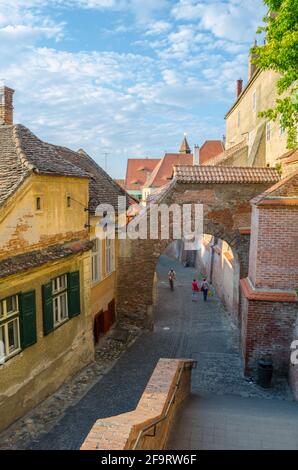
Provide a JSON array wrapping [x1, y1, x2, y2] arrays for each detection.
[[0, 173, 89, 259], [0, 251, 94, 433], [225, 69, 288, 166], [89, 217, 118, 320]]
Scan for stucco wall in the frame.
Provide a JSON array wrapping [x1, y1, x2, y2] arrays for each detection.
[[0, 173, 89, 259], [226, 69, 288, 166], [0, 252, 94, 432]]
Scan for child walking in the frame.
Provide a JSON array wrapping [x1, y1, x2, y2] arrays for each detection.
[[192, 279, 199, 301]]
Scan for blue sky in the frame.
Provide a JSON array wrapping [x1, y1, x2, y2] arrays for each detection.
[[0, 0, 266, 177]]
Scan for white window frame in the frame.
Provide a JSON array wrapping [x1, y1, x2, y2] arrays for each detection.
[[266, 122, 271, 141], [91, 238, 102, 284], [252, 90, 257, 113], [0, 295, 21, 363], [105, 238, 115, 275], [52, 274, 68, 327]]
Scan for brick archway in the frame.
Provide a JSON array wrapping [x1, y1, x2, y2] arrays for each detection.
[[117, 167, 279, 329]]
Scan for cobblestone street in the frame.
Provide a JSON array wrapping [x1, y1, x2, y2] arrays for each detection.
[[0, 255, 296, 450]]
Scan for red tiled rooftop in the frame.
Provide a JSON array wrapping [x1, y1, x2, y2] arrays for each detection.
[[125, 158, 160, 191], [174, 165, 280, 184], [251, 169, 298, 205], [145, 153, 193, 188], [199, 140, 224, 164]]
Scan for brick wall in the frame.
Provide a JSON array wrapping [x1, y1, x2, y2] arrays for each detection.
[[80, 358, 195, 450], [249, 205, 298, 290]]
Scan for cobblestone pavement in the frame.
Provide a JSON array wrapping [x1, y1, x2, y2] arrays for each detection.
[[0, 255, 295, 450]]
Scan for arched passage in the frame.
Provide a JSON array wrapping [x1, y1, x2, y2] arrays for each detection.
[[117, 167, 279, 329]]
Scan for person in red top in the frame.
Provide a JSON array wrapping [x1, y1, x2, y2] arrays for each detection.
[[192, 279, 199, 302]]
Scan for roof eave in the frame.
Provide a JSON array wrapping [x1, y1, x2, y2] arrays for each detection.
[[225, 69, 262, 119]]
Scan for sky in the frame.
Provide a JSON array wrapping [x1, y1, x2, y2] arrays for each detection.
[[0, 0, 266, 177]]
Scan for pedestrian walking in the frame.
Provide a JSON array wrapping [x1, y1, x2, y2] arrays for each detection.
[[168, 268, 176, 291], [192, 279, 199, 301], [201, 278, 210, 301]]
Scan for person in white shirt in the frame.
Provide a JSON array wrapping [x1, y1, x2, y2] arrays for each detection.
[[168, 268, 176, 291]]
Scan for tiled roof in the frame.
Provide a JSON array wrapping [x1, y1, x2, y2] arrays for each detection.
[[251, 169, 298, 205], [0, 124, 133, 212], [0, 124, 88, 207], [203, 140, 247, 166], [277, 148, 298, 165], [54, 147, 133, 213], [145, 153, 193, 188], [125, 158, 160, 191], [174, 165, 280, 184], [0, 239, 93, 280], [199, 140, 224, 164]]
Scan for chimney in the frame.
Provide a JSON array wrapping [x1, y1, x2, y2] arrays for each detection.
[[236, 79, 243, 98], [248, 39, 258, 80], [193, 145, 200, 164], [0, 85, 15, 125]]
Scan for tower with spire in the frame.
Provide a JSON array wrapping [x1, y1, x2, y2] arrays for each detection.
[[179, 133, 191, 154]]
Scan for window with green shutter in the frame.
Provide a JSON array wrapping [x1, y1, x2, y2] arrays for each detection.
[[42, 282, 54, 336], [68, 271, 81, 318], [42, 271, 81, 335], [19, 291, 37, 349]]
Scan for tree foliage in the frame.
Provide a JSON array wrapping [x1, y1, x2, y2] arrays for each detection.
[[252, 0, 298, 148]]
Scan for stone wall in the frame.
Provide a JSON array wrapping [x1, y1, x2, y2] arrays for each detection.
[[80, 358, 195, 450], [117, 180, 272, 329]]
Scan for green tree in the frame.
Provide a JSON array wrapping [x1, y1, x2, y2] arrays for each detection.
[[252, 0, 298, 149]]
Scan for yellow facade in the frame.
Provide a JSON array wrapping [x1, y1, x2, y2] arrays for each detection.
[[89, 216, 118, 327], [225, 69, 288, 167], [0, 252, 93, 432], [0, 172, 95, 432], [0, 173, 89, 259]]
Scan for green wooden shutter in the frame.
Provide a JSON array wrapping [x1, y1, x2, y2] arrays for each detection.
[[68, 271, 81, 318], [19, 291, 37, 349], [42, 282, 54, 336]]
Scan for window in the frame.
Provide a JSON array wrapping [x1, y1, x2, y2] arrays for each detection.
[[91, 238, 102, 283], [42, 272, 81, 336], [105, 238, 115, 275], [67, 196, 71, 208], [0, 295, 20, 363], [52, 274, 68, 327], [252, 90, 257, 113], [36, 197, 41, 211], [266, 122, 271, 141]]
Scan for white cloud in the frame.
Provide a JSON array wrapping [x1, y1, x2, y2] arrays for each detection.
[[0, 0, 266, 177], [172, 0, 266, 42], [145, 21, 172, 36]]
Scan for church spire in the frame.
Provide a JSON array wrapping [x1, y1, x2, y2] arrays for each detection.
[[179, 133, 191, 154]]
